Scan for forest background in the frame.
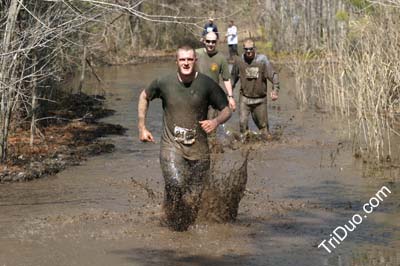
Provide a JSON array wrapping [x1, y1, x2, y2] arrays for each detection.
[[0, 0, 399, 176]]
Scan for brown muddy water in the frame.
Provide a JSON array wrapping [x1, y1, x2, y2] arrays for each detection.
[[0, 61, 399, 266]]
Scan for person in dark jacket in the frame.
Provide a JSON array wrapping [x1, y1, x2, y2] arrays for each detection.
[[201, 17, 219, 41]]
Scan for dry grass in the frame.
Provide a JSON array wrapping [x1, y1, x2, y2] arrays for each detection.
[[290, 8, 400, 164]]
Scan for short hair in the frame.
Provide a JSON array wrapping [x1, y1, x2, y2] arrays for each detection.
[[176, 44, 195, 58], [205, 32, 218, 40], [243, 38, 255, 48]]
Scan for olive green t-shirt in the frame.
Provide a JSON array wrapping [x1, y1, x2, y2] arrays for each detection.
[[145, 72, 228, 160], [195, 48, 230, 84]]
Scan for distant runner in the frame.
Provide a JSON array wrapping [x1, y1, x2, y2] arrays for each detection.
[[231, 38, 280, 140], [226, 20, 238, 61], [201, 17, 219, 41], [196, 31, 236, 147]]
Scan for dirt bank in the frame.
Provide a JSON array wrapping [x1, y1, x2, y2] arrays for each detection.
[[0, 93, 126, 183]]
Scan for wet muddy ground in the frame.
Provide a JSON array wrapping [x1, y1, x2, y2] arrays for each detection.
[[0, 62, 399, 266], [0, 93, 125, 182]]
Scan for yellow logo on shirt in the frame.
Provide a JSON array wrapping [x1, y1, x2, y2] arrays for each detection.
[[210, 63, 219, 72]]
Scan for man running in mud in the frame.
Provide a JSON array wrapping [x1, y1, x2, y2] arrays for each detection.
[[138, 45, 232, 231], [196, 32, 236, 148], [196, 32, 236, 111], [231, 38, 280, 141]]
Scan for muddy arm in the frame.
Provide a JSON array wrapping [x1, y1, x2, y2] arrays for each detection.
[[199, 106, 232, 133], [231, 62, 240, 88], [264, 61, 280, 91], [216, 106, 232, 125], [138, 90, 155, 142], [264, 61, 280, 100]]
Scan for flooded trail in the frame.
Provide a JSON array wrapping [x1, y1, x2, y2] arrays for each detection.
[[0, 62, 399, 266]]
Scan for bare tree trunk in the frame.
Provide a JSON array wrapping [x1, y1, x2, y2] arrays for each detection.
[[30, 54, 38, 147], [0, 0, 22, 162], [78, 45, 87, 93], [129, 1, 142, 49]]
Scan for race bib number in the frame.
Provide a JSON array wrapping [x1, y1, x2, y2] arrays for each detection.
[[174, 126, 196, 145], [245, 67, 259, 79]]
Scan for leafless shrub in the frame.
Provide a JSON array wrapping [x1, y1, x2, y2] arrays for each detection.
[[292, 4, 400, 164], [1, 0, 242, 162]]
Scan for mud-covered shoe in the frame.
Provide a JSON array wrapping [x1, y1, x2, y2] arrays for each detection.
[[239, 132, 249, 144], [258, 127, 271, 141], [261, 131, 273, 141]]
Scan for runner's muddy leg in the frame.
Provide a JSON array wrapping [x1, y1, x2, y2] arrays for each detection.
[[160, 149, 209, 231], [252, 101, 271, 140], [239, 94, 251, 134]]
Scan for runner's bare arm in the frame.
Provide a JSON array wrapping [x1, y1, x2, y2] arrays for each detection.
[[199, 106, 232, 133], [138, 90, 155, 142], [223, 79, 236, 111]]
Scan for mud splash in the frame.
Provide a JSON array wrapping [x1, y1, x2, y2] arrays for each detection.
[[198, 147, 250, 223], [198, 128, 285, 224]]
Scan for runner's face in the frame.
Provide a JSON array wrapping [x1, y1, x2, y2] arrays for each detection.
[[244, 43, 255, 60], [204, 36, 217, 53], [176, 49, 196, 76]]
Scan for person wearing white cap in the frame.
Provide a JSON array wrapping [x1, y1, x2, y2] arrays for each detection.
[[201, 17, 219, 40]]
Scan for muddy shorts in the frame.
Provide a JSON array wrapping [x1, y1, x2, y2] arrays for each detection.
[[239, 94, 269, 133], [160, 149, 210, 231]]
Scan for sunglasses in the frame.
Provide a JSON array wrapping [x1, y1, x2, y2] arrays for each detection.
[[244, 47, 255, 52], [205, 40, 217, 44]]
